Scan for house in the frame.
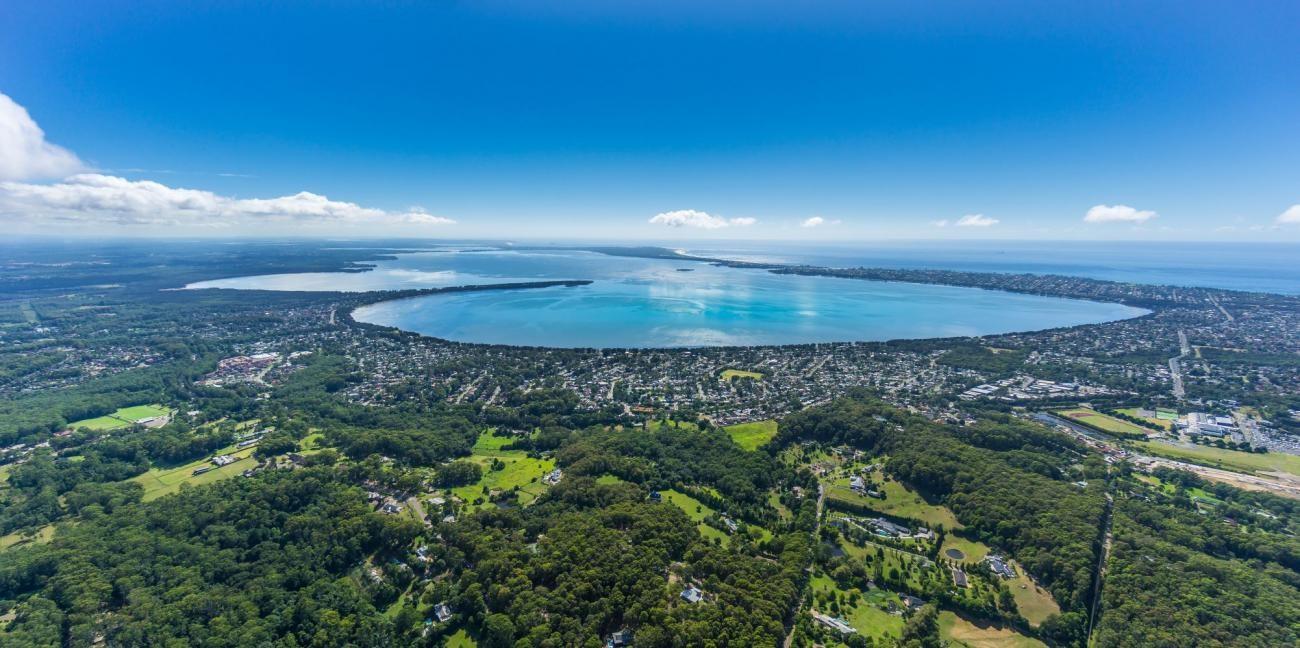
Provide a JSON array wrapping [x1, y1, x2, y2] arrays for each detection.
[[812, 611, 857, 635], [849, 475, 866, 492], [952, 567, 968, 588], [901, 595, 926, 611], [543, 468, 563, 485], [605, 629, 632, 647], [649, 491, 662, 502], [681, 586, 703, 604], [434, 603, 453, 623], [985, 555, 1016, 579]]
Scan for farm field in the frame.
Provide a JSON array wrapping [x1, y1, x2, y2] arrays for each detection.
[[1053, 408, 1149, 437], [660, 489, 729, 545], [1134, 441, 1300, 479], [69, 404, 172, 431], [720, 368, 763, 381], [130, 444, 256, 501], [725, 420, 777, 451], [450, 429, 554, 512], [938, 611, 1045, 648], [1007, 561, 1060, 627], [807, 572, 905, 643], [826, 475, 962, 530]]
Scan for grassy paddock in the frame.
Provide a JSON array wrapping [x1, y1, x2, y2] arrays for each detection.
[[69, 404, 171, 431], [661, 489, 729, 545], [938, 611, 1046, 648], [725, 420, 778, 451]]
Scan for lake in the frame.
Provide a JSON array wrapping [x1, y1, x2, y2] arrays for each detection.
[[189, 248, 1148, 347]]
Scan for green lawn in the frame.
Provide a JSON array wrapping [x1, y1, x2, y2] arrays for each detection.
[[940, 534, 990, 563], [446, 628, 477, 647], [69, 404, 171, 431], [808, 572, 905, 643], [826, 476, 962, 530], [1134, 441, 1300, 478], [661, 489, 729, 545], [720, 368, 764, 381], [938, 611, 1045, 648], [0, 523, 57, 551], [130, 445, 256, 501], [1053, 408, 1148, 438], [1116, 408, 1173, 431], [725, 420, 778, 451], [449, 430, 554, 512], [1007, 561, 1060, 627]]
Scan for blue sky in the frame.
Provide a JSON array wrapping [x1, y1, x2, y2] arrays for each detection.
[[1, 1, 1298, 240]]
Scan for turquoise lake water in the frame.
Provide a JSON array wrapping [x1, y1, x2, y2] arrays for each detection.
[[190, 248, 1148, 347]]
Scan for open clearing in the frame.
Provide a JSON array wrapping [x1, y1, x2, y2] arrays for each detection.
[[661, 489, 729, 545], [1116, 408, 1173, 431], [938, 611, 1045, 648], [69, 404, 171, 431], [450, 429, 554, 512], [130, 444, 256, 501], [827, 475, 962, 530], [940, 535, 990, 563], [1053, 408, 1148, 437], [720, 368, 763, 381], [0, 523, 57, 551], [1135, 441, 1300, 479], [808, 572, 905, 643], [1007, 561, 1060, 626], [725, 420, 778, 451]]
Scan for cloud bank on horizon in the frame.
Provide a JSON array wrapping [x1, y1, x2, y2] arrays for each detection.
[[0, 92, 454, 231], [649, 209, 756, 229]]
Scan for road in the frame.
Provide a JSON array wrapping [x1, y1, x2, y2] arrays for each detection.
[[1168, 330, 1189, 400], [1085, 492, 1114, 645]]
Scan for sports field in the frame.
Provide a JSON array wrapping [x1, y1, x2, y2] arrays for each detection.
[[1116, 408, 1173, 431], [725, 420, 777, 451], [69, 404, 171, 431], [1053, 408, 1148, 437], [720, 369, 763, 381], [1135, 441, 1300, 479]]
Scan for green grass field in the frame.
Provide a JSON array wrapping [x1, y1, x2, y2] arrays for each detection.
[[69, 404, 171, 431], [0, 523, 57, 551], [1007, 561, 1060, 626], [940, 534, 990, 563], [725, 420, 778, 451], [808, 572, 905, 643], [1135, 441, 1300, 478], [661, 489, 729, 545], [938, 611, 1045, 648], [446, 628, 477, 647], [720, 368, 763, 381], [449, 430, 554, 512], [130, 445, 256, 501], [1053, 408, 1149, 438], [826, 476, 962, 530], [1116, 408, 1173, 431]]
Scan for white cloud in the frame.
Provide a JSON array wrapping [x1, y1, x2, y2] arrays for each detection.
[[800, 216, 840, 228], [1084, 204, 1157, 223], [955, 213, 999, 227], [1277, 205, 1300, 224], [0, 173, 455, 227], [0, 93, 453, 230], [0, 92, 84, 181], [649, 209, 755, 229]]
